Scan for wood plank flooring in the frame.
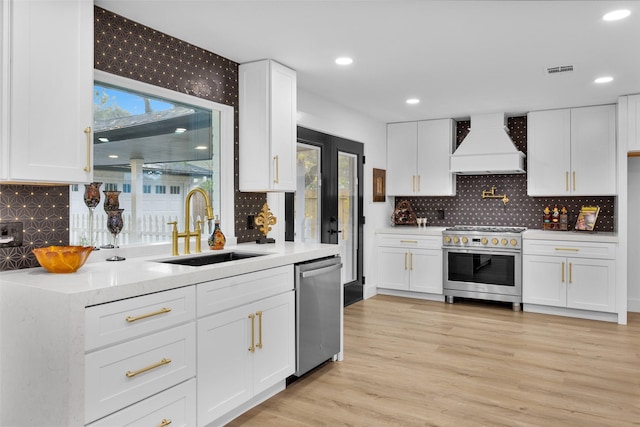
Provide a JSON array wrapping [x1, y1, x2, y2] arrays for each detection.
[[228, 295, 640, 426]]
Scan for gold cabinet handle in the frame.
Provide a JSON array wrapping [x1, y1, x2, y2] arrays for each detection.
[[273, 155, 279, 184], [573, 171, 576, 192], [404, 252, 408, 270], [126, 307, 172, 322], [569, 262, 573, 283], [83, 127, 92, 172], [410, 252, 413, 271], [158, 419, 172, 427], [565, 171, 569, 192], [400, 240, 418, 244], [417, 175, 421, 192], [125, 358, 171, 378], [554, 247, 579, 252], [256, 310, 263, 350], [412, 175, 415, 192], [248, 313, 255, 352], [561, 262, 565, 283]]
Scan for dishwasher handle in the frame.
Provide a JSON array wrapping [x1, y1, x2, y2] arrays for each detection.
[[301, 263, 343, 278]]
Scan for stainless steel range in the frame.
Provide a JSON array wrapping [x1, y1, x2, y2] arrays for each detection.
[[442, 225, 526, 311]]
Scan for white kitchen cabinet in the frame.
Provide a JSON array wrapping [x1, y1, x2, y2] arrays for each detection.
[[239, 59, 296, 192], [196, 265, 295, 426], [527, 105, 616, 196], [197, 291, 294, 426], [624, 94, 640, 152], [0, 0, 93, 183], [386, 119, 456, 196], [523, 240, 616, 314], [376, 234, 443, 294], [84, 286, 197, 425]]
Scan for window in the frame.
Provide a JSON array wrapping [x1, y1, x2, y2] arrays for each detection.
[[143, 185, 151, 194], [170, 186, 180, 195], [122, 183, 131, 193], [104, 183, 118, 191], [155, 185, 166, 194]]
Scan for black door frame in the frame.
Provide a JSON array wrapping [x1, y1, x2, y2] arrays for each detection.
[[286, 126, 364, 306]]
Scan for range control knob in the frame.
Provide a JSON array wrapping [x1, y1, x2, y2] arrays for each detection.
[[491, 238, 499, 245], [444, 236, 452, 243], [501, 238, 508, 246], [481, 237, 488, 245], [462, 237, 468, 244], [511, 239, 518, 246], [453, 236, 460, 243]]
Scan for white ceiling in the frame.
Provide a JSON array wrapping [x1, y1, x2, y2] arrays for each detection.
[[95, 0, 640, 124]]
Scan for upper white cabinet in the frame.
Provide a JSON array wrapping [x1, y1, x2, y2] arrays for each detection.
[[239, 59, 297, 192], [386, 119, 456, 196], [0, 0, 93, 183], [527, 105, 616, 196], [624, 94, 640, 152]]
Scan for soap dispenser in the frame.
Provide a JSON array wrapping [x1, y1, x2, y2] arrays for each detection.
[[208, 216, 226, 250]]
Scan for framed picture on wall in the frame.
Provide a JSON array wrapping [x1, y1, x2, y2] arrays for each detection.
[[373, 168, 386, 202]]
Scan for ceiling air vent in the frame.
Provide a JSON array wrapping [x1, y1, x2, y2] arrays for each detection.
[[545, 65, 575, 75]]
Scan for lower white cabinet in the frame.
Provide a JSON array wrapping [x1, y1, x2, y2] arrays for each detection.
[[376, 234, 442, 294], [87, 379, 196, 427], [197, 291, 295, 425], [523, 239, 616, 313]]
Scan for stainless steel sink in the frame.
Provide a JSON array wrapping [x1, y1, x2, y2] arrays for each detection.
[[156, 251, 266, 267]]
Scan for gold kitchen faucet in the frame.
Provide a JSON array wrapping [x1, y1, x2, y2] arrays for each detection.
[[168, 187, 215, 256]]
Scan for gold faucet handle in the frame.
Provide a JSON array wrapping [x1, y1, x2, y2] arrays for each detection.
[[167, 221, 178, 230], [195, 219, 203, 232]]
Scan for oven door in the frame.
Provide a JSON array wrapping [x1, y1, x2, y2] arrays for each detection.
[[444, 248, 521, 298]]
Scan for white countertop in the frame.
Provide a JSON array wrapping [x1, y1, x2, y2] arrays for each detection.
[[0, 241, 340, 306], [376, 226, 447, 236], [523, 229, 618, 243]]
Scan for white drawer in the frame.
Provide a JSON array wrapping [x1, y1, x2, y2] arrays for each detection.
[[85, 322, 196, 423], [377, 234, 441, 249], [86, 286, 196, 351], [197, 265, 294, 317], [523, 240, 616, 259]]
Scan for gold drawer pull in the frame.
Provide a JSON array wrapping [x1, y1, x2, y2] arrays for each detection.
[[400, 240, 418, 244], [554, 247, 579, 252], [83, 127, 92, 172], [125, 358, 171, 378], [256, 310, 263, 350], [158, 419, 172, 427], [248, 313, 256, 352], [126, 307, 172, 322]]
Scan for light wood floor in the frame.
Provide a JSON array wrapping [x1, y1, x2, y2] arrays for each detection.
[[228, 295, 640, 426]]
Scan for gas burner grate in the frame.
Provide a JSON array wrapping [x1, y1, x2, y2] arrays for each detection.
[[446, 225, 527, 233]]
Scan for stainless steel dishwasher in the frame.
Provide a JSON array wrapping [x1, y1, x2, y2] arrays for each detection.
[[293, 256, 342, 377]]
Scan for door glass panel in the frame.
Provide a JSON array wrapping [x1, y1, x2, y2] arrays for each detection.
[[294, 144, 321, 243], [338, 151, 357, 284]]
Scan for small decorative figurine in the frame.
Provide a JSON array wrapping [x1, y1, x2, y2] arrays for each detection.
[[208, 216, 226, 250], [552, 205, 560, 223], [255, 203, 277, 244], [543, 206, 551, 223]]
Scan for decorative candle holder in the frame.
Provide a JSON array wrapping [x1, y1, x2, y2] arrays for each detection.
[[101, 190, 121, 249], [83, 182, 102, 250]]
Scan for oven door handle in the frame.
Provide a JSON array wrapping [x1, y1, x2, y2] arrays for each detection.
[[444, 248, 520, 255]]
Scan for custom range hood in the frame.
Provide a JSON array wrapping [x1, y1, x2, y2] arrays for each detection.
[[450, 113, 525, 175]]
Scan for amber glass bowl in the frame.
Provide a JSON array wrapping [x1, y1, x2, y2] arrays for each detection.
[[32, 246, 94, 273]]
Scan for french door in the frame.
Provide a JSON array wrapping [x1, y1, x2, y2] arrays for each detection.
[[285, 127, 364, 306]]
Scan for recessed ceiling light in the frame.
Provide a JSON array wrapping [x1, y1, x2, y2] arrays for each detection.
[[108, 154, 118, 159], [594, 76, 614, 83], [195, 145, 208, 150], [603, 9, 630, 21], [98, 137, 109, 143], [175, 127, 187, 133], [335, 57, 353, 66], [406, 98, 420, 105]]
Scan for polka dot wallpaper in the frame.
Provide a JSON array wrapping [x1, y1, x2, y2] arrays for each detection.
[[397, 117, 615, 231]]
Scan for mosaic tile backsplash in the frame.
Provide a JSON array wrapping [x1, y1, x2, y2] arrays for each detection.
[[396, 117, 615, 231], [0, 185, 70, 270], [94, 6, 265, 243]]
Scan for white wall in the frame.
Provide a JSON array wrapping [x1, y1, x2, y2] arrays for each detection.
[[297, 88, 392, 299], [628, 156, 640, 311]]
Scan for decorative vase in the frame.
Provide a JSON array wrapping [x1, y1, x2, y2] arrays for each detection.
[[83, 182, 102, 249], [208, 216, 226, 250]]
